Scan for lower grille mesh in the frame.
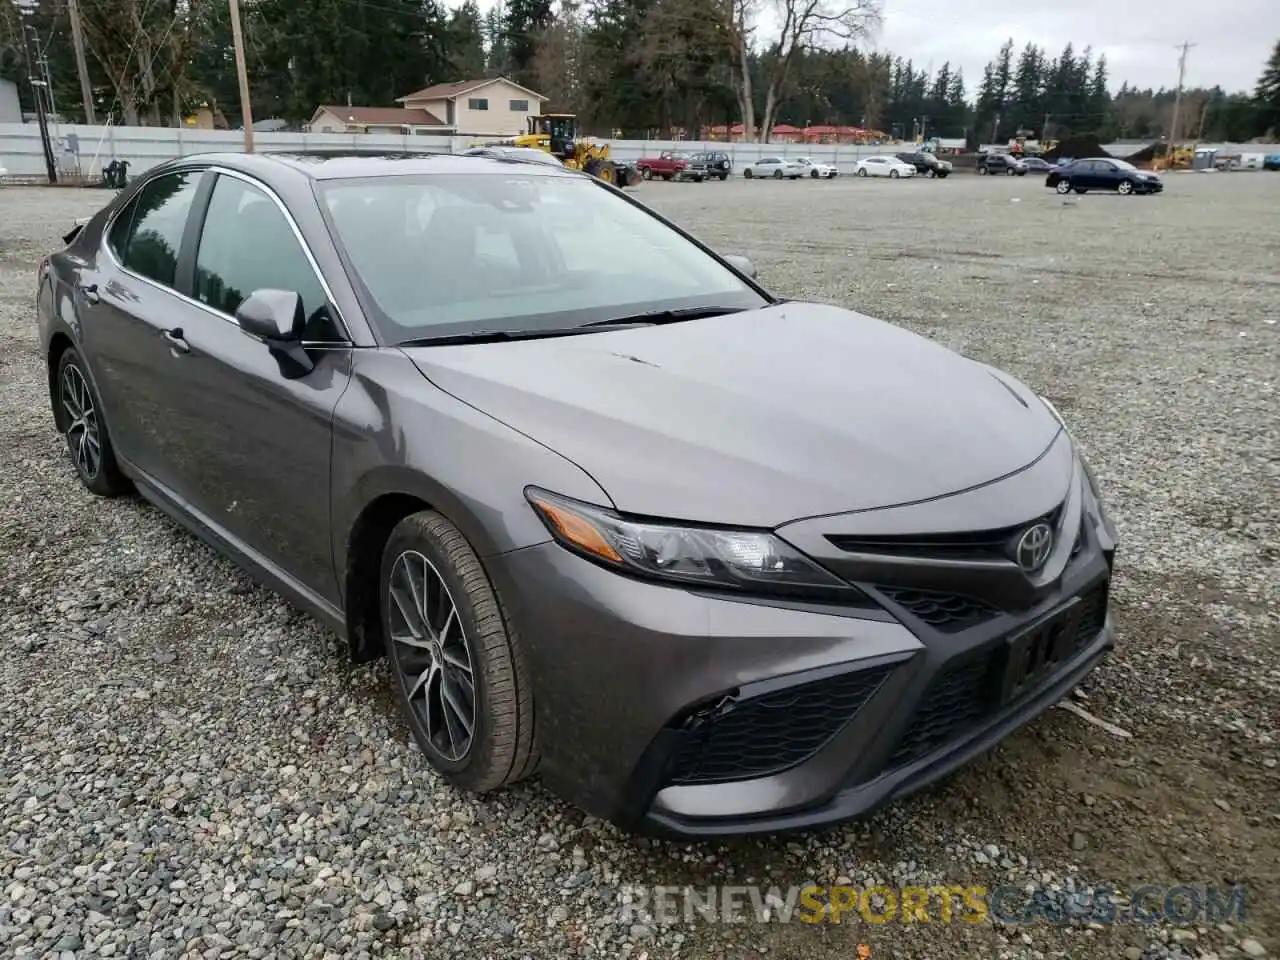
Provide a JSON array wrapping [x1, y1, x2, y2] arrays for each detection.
[[885, 581, 1110, 771], [664, 665, 893, 786], [877, 587, 997, 633]]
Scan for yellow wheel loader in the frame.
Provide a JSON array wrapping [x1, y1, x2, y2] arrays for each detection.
[[510, 114, 640, 187]]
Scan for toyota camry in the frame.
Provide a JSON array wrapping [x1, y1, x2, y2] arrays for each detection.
[[37, 150, 1118, 838]]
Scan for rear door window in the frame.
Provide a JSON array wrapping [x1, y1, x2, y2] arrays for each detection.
[[112, 170, 205, 289]]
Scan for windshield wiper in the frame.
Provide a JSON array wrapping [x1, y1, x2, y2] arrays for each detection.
[[582, 305, 747, 328], [396, 323, 654, 347]]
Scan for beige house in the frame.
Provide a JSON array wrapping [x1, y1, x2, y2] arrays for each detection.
[[395, 77, 547, 138], [307, 105, 452, 136]]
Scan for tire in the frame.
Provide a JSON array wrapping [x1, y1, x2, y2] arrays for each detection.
[[380, 510, 538, 794], [744, 168, 753, 179], [1006, 167, 1015, 176], [890, 169, 899, 179], [811, 169, 819, 178], [640, 167, 652, 180], [719, 173, 728, 181], [55, 346, 130, 497], [1118, 180, 1134, 195], [979, 166, 989, 175], [773, 169, 783, 179], [857, 167, 868, 177], [1055, 180, 1072, 194], [926, 169, 935, 178], [662, 173, 672, 181]]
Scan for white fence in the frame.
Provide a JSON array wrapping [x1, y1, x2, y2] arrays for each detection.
[[0, 121, 1259, 179]]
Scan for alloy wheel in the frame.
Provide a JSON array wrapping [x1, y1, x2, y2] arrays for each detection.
[[1118, 180, 1133, 194], [387, 549, 476, 762], [61, 363, 101, 481]]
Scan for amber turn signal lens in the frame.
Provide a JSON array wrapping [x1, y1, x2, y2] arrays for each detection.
[[529, 498, 623, 563]]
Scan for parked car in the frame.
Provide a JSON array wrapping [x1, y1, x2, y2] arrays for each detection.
[[979, 153, 1027, 176], [742, 157, 806, 179], [636, 151, 702, 181], [853, 156, 917, 179], [1046, 158, 1164, 195], [895, 151, 952, 178], [793, 157, 839, 179], [1015, 156, 1058, 174], [1262, 153, 1280, 171], [692, 150, 732, 180], [38, 150, 1118, 839]]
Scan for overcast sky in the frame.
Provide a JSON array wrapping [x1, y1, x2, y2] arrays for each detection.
[[448, 0, 1276, 96]]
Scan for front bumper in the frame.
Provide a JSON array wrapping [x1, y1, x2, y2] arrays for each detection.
[[489, 437, 1118, 838]]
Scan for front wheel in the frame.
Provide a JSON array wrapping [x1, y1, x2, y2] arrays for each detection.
[[1118, 180, 1134, 195], [1006, 167, 1016, 176], [719, 173, 728, 181], [640, 167, 652, 180], [926, 169, 935, 178], [811, 169, 820, 179], [55, 347, 130, 497], [979, 166, 989, 175], [773, 169, 783, 179], [890, 169, 899, 179], [381, 511, 539, 794]]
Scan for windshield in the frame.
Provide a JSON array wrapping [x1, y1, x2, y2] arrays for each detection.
[[318, 172, 766, 343]]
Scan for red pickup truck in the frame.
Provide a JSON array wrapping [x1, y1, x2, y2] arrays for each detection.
[[635, 151, 704, 182]]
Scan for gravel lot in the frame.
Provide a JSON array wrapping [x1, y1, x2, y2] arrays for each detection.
[[1, 170, 1277, 960]]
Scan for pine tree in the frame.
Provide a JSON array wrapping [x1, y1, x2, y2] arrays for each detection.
[[1255, 39, 1280, 134]]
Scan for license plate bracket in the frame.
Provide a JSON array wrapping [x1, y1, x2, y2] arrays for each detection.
[[994, 597, 1086, 704]]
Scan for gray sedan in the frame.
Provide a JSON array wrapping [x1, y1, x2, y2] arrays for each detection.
[[37, 150, 1118, 838]]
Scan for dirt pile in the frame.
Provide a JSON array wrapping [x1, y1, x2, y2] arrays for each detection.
[[1043, 134, 1111, 162]]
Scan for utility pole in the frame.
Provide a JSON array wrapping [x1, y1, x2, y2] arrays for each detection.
[[228, 0, 255, 152], [16, 3, 57, 183], [66, 0, 97, 124], [1166, 42, 1195, 167], [1042, 113, 1051, 141]]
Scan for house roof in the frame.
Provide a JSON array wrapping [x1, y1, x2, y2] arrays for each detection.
[[396, 76, 547, 104], [312, 105, 447, 127]]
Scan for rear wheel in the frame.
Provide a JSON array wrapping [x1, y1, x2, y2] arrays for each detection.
[[381, 511, 538, 793], [979, 166, 989, 175], [744, 168, 752, 178], [1055, 180, 1072, 194], [857, 167, 868, 177], [640, 167, 652, 180], [773, 169, 783, 179], [719, 173, 728, 181], [55, 347, 130, 497], [1006, 167, 1016, 176], [926, 169, 935, 178]]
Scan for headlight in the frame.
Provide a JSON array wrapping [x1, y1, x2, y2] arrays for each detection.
[[526, 488, 861, 600]]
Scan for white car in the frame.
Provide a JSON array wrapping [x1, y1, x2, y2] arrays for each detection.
[[853, 156, 917, 179], [793, 157, 839, 179], [742, 157, 806, 180]]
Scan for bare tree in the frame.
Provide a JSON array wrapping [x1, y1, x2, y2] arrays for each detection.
[[758, 0, 880, 141], [705, 0, 758, 141]]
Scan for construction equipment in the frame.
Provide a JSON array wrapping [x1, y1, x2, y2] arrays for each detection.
[[510, 113, 638, 187]]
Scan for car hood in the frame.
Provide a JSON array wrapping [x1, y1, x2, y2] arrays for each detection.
[[404, 302, 1062, 527]]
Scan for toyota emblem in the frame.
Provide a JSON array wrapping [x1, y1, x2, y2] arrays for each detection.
[[1015, 522, 1054, 572]]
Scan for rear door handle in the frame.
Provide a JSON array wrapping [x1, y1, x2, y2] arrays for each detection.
[[162, 328, 190, 354], [79, 283, 99, 304]]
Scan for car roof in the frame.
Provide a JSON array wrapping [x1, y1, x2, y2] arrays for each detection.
[[167, 149, 576, 182]]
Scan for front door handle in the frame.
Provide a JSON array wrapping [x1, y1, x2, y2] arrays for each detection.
[[163, 328, 190, 355], [79, 283, 100, 304]]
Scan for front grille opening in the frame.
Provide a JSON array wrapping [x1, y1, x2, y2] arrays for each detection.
[[827, 505, 1064, 562], [662, 665, 894, 787], [884, 579, 1111, 772], [876, 587, 998, 633]]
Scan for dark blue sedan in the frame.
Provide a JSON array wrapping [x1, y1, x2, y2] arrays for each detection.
[[1045, 158, 1163, 195]]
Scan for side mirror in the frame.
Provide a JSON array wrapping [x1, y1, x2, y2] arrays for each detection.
[[235, 288, 314, 378], [723, 254, 758, 279], [236, 288, 304, 341]]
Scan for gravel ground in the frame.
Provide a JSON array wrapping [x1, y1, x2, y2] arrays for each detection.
[[1, 171, 1278, 960]]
